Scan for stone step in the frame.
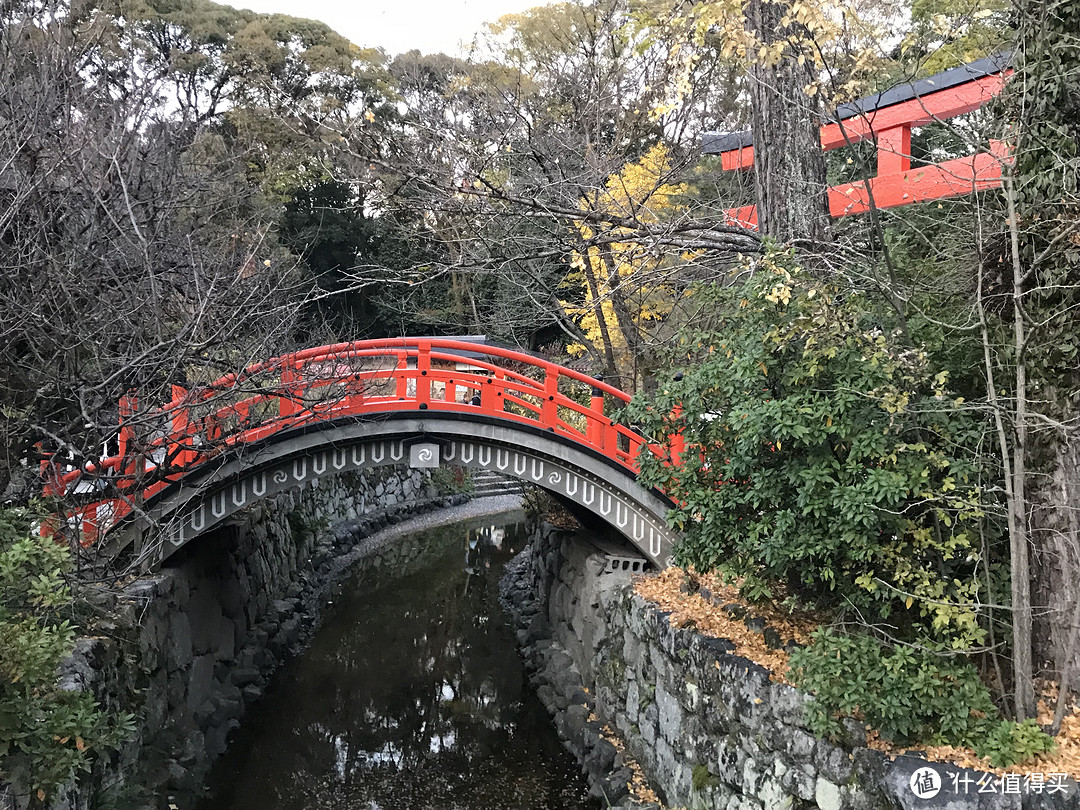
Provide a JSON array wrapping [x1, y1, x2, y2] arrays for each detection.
[[470, 470, 525, 498], [473, 487, 523, 499]]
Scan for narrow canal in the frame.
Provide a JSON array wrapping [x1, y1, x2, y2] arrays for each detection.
[[199, 510, 598, 810]]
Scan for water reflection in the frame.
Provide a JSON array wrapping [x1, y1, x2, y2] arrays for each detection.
[[200, 512, 597, 810]]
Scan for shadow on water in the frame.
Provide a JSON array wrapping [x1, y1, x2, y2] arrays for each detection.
[[199, 510, 599, 810]]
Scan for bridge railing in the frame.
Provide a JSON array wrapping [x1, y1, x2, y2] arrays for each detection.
[[46, 339, 670, 544]]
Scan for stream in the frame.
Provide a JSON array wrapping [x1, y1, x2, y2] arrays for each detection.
[[198, 509, 598, 810]]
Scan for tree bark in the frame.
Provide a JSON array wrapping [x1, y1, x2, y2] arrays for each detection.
[[745, 0, 831, 250]]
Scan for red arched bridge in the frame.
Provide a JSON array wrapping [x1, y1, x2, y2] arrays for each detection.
[[45, 339, 680, 570]]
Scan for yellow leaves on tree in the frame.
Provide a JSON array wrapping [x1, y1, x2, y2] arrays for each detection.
[[563, 144, 689, 380], [655, 0, 890, 107]]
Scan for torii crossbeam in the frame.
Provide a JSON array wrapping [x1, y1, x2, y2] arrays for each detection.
[[702, 53, 1012, 227]]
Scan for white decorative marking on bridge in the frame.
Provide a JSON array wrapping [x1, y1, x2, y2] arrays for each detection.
[[155, 434, 676, 570], [582, 482, 595, 506]]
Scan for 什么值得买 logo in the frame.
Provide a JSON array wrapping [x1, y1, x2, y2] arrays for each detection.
[[910, 767, 942, 799]]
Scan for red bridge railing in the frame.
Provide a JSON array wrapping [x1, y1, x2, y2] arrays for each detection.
[[44, 339, 662, 545]]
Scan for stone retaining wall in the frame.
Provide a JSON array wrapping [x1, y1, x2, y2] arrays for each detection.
[[502, 523, 1080, 810], [2, 467, 465, 810]]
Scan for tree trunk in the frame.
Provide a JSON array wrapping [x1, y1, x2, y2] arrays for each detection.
[[745, 0, 831, 249], [1031, 414, 1080, 729], [599, 246, 647, 390], [580, 253, 620, 383], [1005, 174, 1036, 719]]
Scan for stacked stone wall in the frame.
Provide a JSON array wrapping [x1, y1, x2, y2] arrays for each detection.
[[2, 466, 464, 810], [502, 524, 1080, 810]]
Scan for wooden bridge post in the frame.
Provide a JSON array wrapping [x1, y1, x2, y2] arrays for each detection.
[[541, 369, 558, 426], [279, 359, 299, 417], [80, 503, 99, 544], [37, 444, 60, 498], [118, 391, 139, 479], [588, 386, 606, 450], [168, 385, 195, 469], [483, 372, 501, 411], [416, 341, 432, 406], [669, 405, 685, 465], [34, 443, 63, 540], [395, 351, 409, 399]]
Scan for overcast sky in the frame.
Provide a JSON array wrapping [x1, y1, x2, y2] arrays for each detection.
[[228, 0, 554, 57]]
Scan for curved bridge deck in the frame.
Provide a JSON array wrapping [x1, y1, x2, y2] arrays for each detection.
[[46, 339, 679, 567]]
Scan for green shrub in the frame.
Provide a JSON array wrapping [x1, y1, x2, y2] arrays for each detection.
[[625, 248, 996, 647], [789, 628, 1055, 766], [428, 466, 474, 496], [0, 507, 134, 802], [979, 719, 1057, 768]]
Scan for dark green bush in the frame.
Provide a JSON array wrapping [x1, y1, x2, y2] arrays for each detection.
[[0, 507, 134, 801], [979, 719, 1057, 768], [625, 249, 995, 647], [429, 465, 474, 496], [789, 628, 1055, 765]]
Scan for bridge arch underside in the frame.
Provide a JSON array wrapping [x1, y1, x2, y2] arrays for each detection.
[[121, 415, 679, 570]]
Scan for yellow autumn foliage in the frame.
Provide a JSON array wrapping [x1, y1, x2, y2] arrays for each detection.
[[564, 144, 689, 376]]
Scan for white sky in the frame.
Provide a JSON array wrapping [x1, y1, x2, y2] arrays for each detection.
[[227, 0, 555, 57]]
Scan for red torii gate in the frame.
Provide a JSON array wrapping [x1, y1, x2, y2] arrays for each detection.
[[702, 53, 1012, 227]]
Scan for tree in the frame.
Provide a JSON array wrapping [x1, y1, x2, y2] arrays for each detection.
[[986, 0, 1080, 722], [742, 0, 832, 246], [564, 143, 695, 388], [279, 177, 385, 338], [650, 0, 888, 250], [0, 0, 309, 500], [348, 0, 758, 371]]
